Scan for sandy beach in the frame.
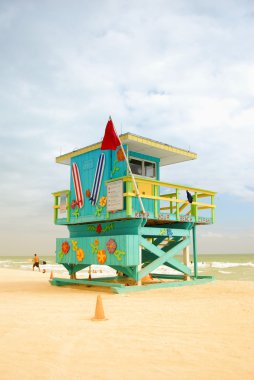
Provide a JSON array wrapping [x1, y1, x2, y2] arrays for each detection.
[[0, 268, 253, 380]]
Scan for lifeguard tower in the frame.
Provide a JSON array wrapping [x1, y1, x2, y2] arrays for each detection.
[[51, 119, 216, 293]]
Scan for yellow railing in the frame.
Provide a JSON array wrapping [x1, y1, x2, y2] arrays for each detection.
[[53, 179, 216, 224], [120, 176, 216, 222], [52, 190, 70, 223]]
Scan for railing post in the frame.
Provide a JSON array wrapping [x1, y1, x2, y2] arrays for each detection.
[[211, 195, 215, 223], [176, 189, 180, 220], [170, 201, 173, 214], [54, 195, 58, 224], [183, 240, 191, 281], [154, 185, 159, 218], [192, 224, 198, 278], [170, 193, 173, 214], [191, 192, 198, 221]]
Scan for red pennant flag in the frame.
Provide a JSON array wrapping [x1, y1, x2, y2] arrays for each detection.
[[101, 118, 121, 150]]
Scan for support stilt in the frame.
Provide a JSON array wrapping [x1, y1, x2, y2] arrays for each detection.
[[183, 243, 191, 281], [137, 245, 142, 286], [193, 224, 198, 278]]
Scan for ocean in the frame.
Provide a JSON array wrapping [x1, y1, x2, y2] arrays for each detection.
[[0, 254, 253, 281]]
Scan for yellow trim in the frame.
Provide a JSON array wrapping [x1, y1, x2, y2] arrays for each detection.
[[53, 205, 70, 209], [179, 202, 189, 212], [121, 133, 196, 159], [55, 132, 197, 164], [119, 176, 216, 195], [56, 143, 102, 164], [52, 190, 70, 196], [197, 193, 211, 198], [123, 192, 216, 208], [160, 193, 177, 198]]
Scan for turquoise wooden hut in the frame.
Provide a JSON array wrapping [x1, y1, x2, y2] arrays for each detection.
[[51, 121, 216, 292]]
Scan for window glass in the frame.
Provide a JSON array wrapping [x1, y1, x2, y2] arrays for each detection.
[[129, 158, 142, 175], [145, 161, 156, 178]]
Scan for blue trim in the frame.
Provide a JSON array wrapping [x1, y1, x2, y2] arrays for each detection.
[[90, 153, 105, 205], [129, 150, 160, 163]]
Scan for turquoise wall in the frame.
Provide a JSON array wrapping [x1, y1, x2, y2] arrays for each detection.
[[56, 234, 140, 266], [69, 145, 128, 222], [68, 145, 160, 222], [56, 220, 142, 267]]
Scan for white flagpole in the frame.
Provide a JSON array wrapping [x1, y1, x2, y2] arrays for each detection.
[[111, 121, 146, 214]]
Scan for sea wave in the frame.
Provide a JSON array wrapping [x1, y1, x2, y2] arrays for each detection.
[[211, 262, 254, 269], [1, 256, 253, 281], [20, 263, 117, 275], [218, 270, 232, 274]]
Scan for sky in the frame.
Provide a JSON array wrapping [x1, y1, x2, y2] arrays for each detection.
[[0, 0, 253, 256]]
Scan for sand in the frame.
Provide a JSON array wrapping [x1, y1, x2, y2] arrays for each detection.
[[0, 268, 253, 380]]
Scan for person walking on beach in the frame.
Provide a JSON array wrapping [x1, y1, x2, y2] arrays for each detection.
[[32, 254, 40, 272]]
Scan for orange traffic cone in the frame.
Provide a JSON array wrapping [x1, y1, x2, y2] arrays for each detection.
[[50, 271, 54, 280], [141, 274, 153, 284], [91, 295, 107, 321]]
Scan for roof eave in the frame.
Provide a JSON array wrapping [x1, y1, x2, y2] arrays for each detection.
[[55, 132, 197, 166]]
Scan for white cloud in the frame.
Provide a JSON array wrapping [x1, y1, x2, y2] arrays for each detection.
[[0, 0, 253, 254]]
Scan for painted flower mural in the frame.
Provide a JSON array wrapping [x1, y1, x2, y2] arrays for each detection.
[[71, 200, 77, 209], [70, 240, 85, 262], [61, 241, 70, 254], [95, 197, 107, 217], [99, 196, 107, 207], [76, 248, 85, 262], [97, 249, 107, 264], [114, 249, 126, 261], [58, 240, 71, 262], [116, 147, 125, 161], [72, 207, 80, 218], [106, 239, 117, 254], [112, 147, 126, 174], [87, 223, 114, 233], [71, 240, 78, 252], [96, 224, 102, 233]]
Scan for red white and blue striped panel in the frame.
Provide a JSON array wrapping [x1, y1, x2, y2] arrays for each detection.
[[89, 153, 105, 206], [72, 162, 84, 208]]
